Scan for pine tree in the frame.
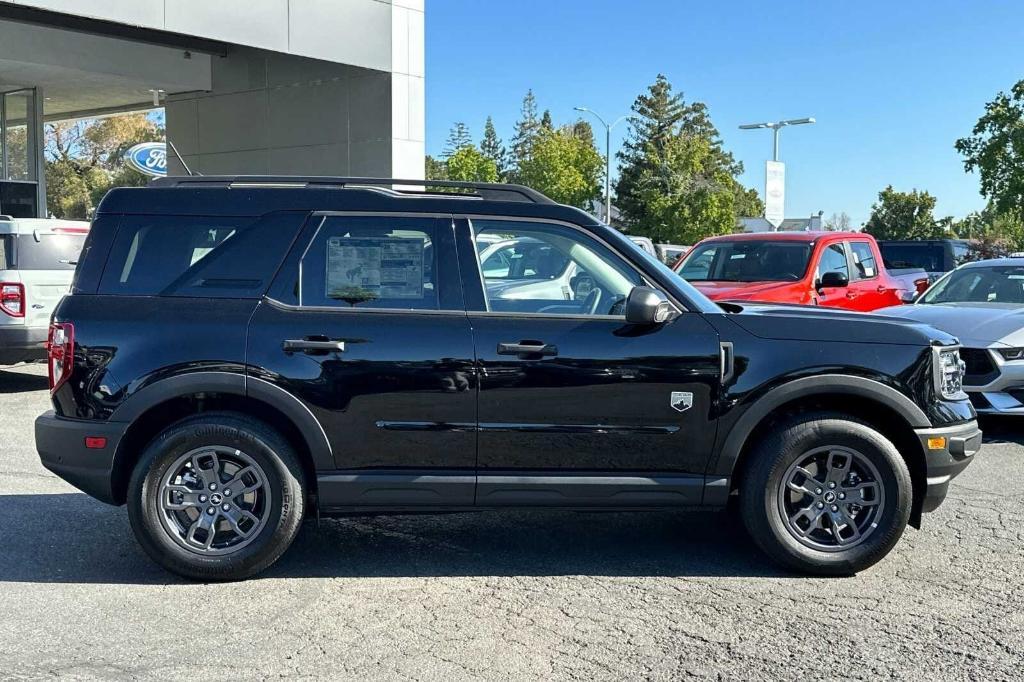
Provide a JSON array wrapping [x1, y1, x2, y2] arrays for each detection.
[[511, 90, 540, 171], [480, 116, 507, 179], [443, 122, 473, 159], [614, 74, 750, 243], [540, 109, 554, 132]]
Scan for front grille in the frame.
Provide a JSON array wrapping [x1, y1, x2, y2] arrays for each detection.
[[961, 348, 999, 386]]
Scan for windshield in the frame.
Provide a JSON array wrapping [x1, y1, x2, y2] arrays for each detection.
[[678, 240, 812, 282], [919, 265, 1024, 304], [880, 242, 945, 271]]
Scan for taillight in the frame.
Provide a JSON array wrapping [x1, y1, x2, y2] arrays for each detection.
[[47, 322, 75, 394], [0, 282, 24, 317]]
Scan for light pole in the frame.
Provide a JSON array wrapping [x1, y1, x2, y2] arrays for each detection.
[[575, 106, 628, 224], [738, 117, 815, 162], [739, 117, 815, 229]]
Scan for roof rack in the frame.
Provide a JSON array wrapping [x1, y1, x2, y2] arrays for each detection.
[[148, 176, 555, 204]]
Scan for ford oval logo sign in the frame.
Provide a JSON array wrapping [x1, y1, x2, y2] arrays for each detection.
[[124, 142, 167, 177]]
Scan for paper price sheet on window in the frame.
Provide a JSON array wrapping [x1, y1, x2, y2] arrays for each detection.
[[326, 236, 425, 300]]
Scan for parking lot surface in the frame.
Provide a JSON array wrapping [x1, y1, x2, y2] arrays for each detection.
[[1, 362, 1021, 680]]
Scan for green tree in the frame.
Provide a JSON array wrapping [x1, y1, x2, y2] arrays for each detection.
[[862, 185, 944, 240], [442, 122, 472, 159], [614, 75, 749, 242], [425, 154, 448, 181], [44, 113, 163, 219], [540, 109, 554, 132], [446, 145, 499, 183], [510, 90, 540, 171], [517, 126, 603, 209], [480, 116, 508, 179], [956, 79, 1024, 216]]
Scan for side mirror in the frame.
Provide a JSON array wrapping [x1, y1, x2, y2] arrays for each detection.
[[625, 286, 678, 324], [819, 271, 849, 289]]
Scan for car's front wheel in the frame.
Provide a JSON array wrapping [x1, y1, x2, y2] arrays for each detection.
[[127, 413, 306, 581], [740, 413, 912, 575]]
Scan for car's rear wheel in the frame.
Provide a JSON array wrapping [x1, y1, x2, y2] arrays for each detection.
[[127, 413, 305, 581], [740, 413, 912, 575]]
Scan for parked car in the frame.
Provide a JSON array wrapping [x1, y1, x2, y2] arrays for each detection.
[[658, 243, 690, 267], [878, 239, 979, 284], [627, 235, 658, 258], [0, 217, 89, 366], [477, 235, 581, 303], [674, 231, 928, 311], [875, 258, 1024, 415], [36, 176, 979, 581]]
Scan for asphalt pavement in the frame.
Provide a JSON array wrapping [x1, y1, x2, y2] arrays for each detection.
[[0, 363, 1021, 680]]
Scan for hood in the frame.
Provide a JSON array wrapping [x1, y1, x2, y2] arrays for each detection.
[[726, 301, 955, 347], [874, 302, 1024, 348], [690, 280, 798, 300]]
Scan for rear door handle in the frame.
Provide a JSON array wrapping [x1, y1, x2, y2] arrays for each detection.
[[283, 339, 346, 353], [876, 285, 888, 294], [497, 341, 558, 357]]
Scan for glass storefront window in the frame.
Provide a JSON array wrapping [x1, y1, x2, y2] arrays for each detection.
[[3, 90, 32, 181]]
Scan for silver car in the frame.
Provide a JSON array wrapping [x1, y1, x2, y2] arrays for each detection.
[[876, 258, 1024, 415]]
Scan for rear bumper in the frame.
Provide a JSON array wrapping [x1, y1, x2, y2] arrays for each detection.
[[914, 420, 982, 513], [36, 410, 127, 505], [0, 325, 47, 364]]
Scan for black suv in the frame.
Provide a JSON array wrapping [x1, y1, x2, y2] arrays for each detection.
[[36, 177, 981, 581]]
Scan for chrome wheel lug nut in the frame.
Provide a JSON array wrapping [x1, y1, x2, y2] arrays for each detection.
[[839, 493, 846, 500], [224, 489, 232, 497], [206, 507, 215, 515], [209, 483, 218, 491], [815, 488, 823, 495], [817, 502, 824, 509], [828, 482, 836, 489], [831, 504, 839, 512], [199, 495, 207, 503], [222, 504, 230, 512]]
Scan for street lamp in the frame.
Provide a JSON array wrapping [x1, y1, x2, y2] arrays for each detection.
[[738, 117, 815, 162], [575, 106, 628, 224]]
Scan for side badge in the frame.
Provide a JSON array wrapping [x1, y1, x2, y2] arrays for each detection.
[[670, 391, 693, 413]]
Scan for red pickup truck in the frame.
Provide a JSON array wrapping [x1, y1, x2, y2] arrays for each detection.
[[673, 231, 928, 311]]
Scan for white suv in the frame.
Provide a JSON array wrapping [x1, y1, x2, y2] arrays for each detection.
[[0, 217, 89, 365]]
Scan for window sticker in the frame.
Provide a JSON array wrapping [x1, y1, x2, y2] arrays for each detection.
[[326, 236, 426, 303]]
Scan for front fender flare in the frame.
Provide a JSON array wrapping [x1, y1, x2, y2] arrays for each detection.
[[710, 374, 929, 479]]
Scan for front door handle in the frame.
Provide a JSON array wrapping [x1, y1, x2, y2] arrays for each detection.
[[876, 285, 888, 294], [283, 339, 346, 353], [497, 341, 558, 357]]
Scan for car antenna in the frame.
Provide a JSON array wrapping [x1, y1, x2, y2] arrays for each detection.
[[167, 140, 200, 176]]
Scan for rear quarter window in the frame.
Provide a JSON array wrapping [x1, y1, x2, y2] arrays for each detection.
[[98, 212, 307, 298]]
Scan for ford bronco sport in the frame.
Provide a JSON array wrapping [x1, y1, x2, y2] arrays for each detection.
[[36, 177, 981, 581]]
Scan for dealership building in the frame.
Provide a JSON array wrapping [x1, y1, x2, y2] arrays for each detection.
[[0, 0, 425, 218]]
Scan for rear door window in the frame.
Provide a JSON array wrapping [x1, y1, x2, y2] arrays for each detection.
[[848, 241, 877, 280], [98, 212, 307, 297]]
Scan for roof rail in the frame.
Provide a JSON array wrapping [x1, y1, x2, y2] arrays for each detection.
[[148, 176, 555, 204]]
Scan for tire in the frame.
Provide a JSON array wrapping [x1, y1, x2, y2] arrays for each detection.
[[127, 412, 306, 581], [739, 412, 912, 576]]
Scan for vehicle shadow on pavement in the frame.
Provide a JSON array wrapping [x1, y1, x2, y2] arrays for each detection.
[[0, 493, 789, 584], [0, 368, 49, 394], [979, 416, 1024, 446]]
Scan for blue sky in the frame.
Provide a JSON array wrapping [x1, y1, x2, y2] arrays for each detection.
[[425, 1, 1024, 226]]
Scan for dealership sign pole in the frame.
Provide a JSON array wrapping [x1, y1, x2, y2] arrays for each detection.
[[739, 118, 815, 230]]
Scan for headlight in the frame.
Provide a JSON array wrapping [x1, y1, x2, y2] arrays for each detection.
[[997, 347, 1024, 361], [934, 347, 966, 400]]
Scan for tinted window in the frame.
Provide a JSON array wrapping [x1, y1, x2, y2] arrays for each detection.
[[849, 241, 877, 280], [679, 240, 812, 282], [14, 232, 88, 270], [99, 212, 305, 297], [817, 243, 849, 280], [295, 216, 448, 310], [472, 219, 643, 316], [879, 242, 945, 271]]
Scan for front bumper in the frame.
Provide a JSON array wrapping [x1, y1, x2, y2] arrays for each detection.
[[914, 420, 982, 513], [962, 348, 1024, 415], [0, 325, 48, 364], [36, 410, 128, 505]]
